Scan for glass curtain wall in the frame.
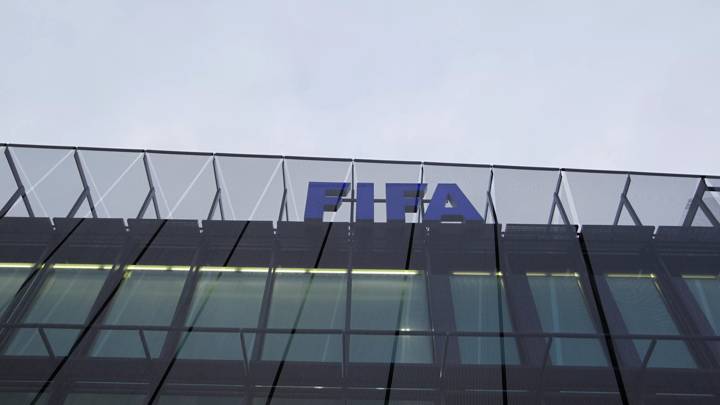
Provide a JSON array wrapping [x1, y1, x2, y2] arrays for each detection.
[[526, 273, 607, 366], [92, 269, 189, 358], [605, 275, 696, 368], [6, 266, 110, 357], [350, 270, 431, 364], [449, 273, 518, 364]]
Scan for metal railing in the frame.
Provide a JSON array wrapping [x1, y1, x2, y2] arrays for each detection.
[[1, 143, 718, 228]]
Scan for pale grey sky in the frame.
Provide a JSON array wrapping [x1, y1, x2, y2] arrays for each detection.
[[2, 0, 719, 175]]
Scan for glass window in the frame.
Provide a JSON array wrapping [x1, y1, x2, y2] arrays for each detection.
[[262, 271, 345, 362], [91, 270, 187, 358], [527, 274, 607, 366], [0, 264, 33, 317], [606, 275, 696, 368], [449, 273, 519, 364], [350, 270, 431, 363], [683, 276, 720, 334], [178, 270, 267, 360], [5, 267, 109, 356]]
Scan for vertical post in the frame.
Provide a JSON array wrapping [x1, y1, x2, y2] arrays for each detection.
[[215, 155, 225, 220], [3, 147, 35, 217], [494, 221, 508, 405], [138, 152, 161, 219], [73, 149, 97, 218], [207, 155, 225, 220], [418, 163, 425, 223], [485, 169, 498, 225], [548, 171, 570, 225], [682, 177, 719, 227], [350, 160, 355, 223], [613, 175, 642, 226], [277, 158, 289, 223]]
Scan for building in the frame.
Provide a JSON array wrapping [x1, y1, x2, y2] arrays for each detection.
[[0, 143, 719, 404]]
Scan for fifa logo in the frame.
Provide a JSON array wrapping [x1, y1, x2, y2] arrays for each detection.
[[304, 182, 483, 222]]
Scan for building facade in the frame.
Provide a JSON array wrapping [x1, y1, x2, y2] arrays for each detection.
[[0, 143, 719, 404]]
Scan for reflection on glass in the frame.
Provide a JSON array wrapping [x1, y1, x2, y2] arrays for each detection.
[[683, 276, 720, 333], [5, 268, 108, 356], [606, 275, 696, 368], [349, 401, 433, 405], [527, 274, 607, 366], [64, 393, 145, 405], [251, 399, 343, 405], [178, 271, 267, 360], [262, 272, 345, 362], [449, 273, 519, 364], [0, 264, 33, 317], [92, 271, 187, 358], [157, 395, 242, 405], [0, 392, 48, 405], [350, 271, 431, 363]]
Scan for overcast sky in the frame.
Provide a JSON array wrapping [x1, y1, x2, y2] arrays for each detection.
[[1, 0, 719, 175]]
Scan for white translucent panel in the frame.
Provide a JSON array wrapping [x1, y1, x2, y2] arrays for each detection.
[[0, 146, 18, 211], [564, 171, 627, 226], [702, 178, 720, 225], [626, 175, 699, 227], [78, 150, 149, 219], [3, 198, 28, 217], [215, 156, 284, 221], [353, 161, 421, 223], [492, 168, 559, 225], [9, 147, 84, 219], [423, 164, 491, 223], [617, 208, 637, 226], [284, 158, 352, 222], [146, 153, 216, 220], [557, 174, 578, 225]]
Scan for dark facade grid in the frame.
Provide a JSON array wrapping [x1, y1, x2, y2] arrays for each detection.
[[0, 218, 719, 404]]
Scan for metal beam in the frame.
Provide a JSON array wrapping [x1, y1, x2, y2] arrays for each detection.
[[141, 152, 161, 219], [3, 147, 34, 217], [73, 149, 97, 218]]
